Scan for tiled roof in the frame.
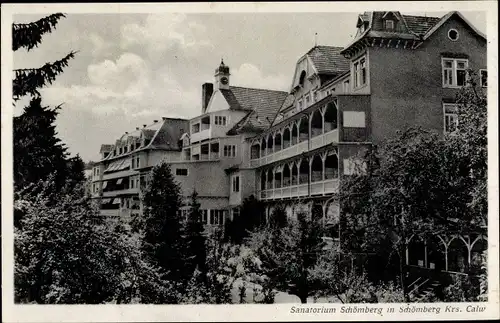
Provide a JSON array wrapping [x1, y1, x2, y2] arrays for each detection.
[[306, 46, 350, 75], [149, 118, 189, 150], [403, 15, 441, 35], [225, 86, 288, 134]]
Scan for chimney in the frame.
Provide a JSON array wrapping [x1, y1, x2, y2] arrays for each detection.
[[202, 83, 214, 114], [136, 127, 139, 130], [153, 120, 158, 123], [143, 124, 147, 128], [162, 117, 167, 121], [125, 132, 128, 134]]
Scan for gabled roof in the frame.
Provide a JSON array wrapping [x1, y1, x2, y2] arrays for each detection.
[[306, 46, 350, 75], [99, 144, 113, 153], [225, 86, 288, 134], [423, 11, 486, 40]]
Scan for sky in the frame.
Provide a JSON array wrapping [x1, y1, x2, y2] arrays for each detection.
[[12, 10, 487, 162]]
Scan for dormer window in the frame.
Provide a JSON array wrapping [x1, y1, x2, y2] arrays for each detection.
[[385, 20, 394, 31], [359, 23, 366, 33], [299, 71, 306, 87]]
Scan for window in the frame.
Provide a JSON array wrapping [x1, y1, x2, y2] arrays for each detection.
[[192, 123, 200, 133], [232, 207, 240, 219], [385, 19, 394, 31], [232, 175, 240, 192], [305, 94, 311, 106], [480, 69, 487, 87], [343, 80, 350, 92], [442, 58, 468, 88], [130, 177, 135, 189], [343, 111, 366, 128], [223, 145, 237, 157], [448, 29, 459, 41], [202, 210, 208, 224], [132, 156, 140, 169], [176, 168, 188, 176], [313, 91, 318, 102], [297, 99, 303, 110], [353, 56, 367, 88], [214, 116, 227, 125], [443, 103, 459, 134], [209, 210, 225, 225]]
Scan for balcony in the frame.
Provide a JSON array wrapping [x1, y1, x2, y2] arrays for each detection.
[[258, 179, 338, 201], [101, 187, 140, 197], [251, 129, 338, 167]]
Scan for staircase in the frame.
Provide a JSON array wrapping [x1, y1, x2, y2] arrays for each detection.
[[409, 278, 441, 302]]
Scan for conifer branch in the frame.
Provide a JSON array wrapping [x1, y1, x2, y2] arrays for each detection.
[[13, 51, 77, 101], [12, 13, 66, 51]]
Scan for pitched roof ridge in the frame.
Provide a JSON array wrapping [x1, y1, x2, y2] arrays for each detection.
[[229, 85, 287, 93]]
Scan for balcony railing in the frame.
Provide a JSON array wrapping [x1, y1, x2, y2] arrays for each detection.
[[101, 187, 140, 197], [251, 129, 338, 167], [258, 179, 338, 201]]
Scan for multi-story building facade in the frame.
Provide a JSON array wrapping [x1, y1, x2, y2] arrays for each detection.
[[92, 11, 487, 277]]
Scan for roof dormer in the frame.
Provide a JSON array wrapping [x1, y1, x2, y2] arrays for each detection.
[[382, 11, 401, 31]]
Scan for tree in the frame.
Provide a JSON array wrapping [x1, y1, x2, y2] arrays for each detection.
[[225, 195, 266, 244], [247, 212, 325, 303], [12, 14, 80, 192], [339, 77, 488, 300], [269, 204, 287, 229], [14, 179, 175, 304], [13, 98, 69, 192], [183, 190, 207, 278], [140, 162, 186, 284]]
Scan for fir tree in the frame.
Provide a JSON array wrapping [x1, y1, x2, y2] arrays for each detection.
[[183, 190, 207, 278], [269, 204, 287, 230], [12, 14, 80, 191], [13, 97, 68, 192], [141, 162, 185, 283], [12, 13, 76, 101]]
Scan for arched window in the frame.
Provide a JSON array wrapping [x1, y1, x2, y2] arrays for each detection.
[[298, 116, 308, 142], [266, 169, 273, 189], [291, 123, 299, 145], [408, 236, 426, 267], [283, 164, 291, 187], [274, 132, 282, 152], [291, 163, 299, 186], [261, 137, 267, 156], [325, 151, 339, 179], [274, 166, 283, 188], [311, 109, 323, 137], [299, 159, 309, 184], [324, 101, 338, 132], [311, 155, 323, 182], [267, 135, 274, 155], [299, 70, 306, 86], [283, 127, 291, 149], [448, 237, 469, 273], [251, 142, 260, 159]]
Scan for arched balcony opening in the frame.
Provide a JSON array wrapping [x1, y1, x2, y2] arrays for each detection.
[[274, 132, 282, 152], [427, 235, 446, 271], [324, 102, 338, 132], [311, 202, 323, 222], [448, 237, 469, 273], [311, 109, 323, 138], [283, 164, 291, 187], [325, 151, 339, 179], [311, 155, 323, 182], [408, 235, 426, 267], [298, 117, 308, 142], [299, 159, 309, 184], [260, 171, 266, 190], [267, 135, 274, 155], [274, 166, 283, 188], [291, 163, 299, 186], [261, 137, 267, 156], [470, 237, 487, 273], [292, 123, 299, 145], [283, 127, 291, 149], [251, 143, 260, 160], [266, 169, 273, 190]]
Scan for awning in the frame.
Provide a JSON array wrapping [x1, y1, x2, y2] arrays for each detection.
[[112, 198, 121, 204], [101, 198, 111, 204], [116, 178, 123, 185], [102, 181, 108, 189]]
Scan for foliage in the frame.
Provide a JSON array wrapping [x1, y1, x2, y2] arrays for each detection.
[[269, 204, 287, 229], [12, 13, 66, 51], [478, 250, 488, 301], [224, 195, 266, 244], [14, 179, 175, 304], [247, 212, 325, 303], [139, 162, 187, 284], [442, 275, 479, 302], [183, 190, 207, 278]]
